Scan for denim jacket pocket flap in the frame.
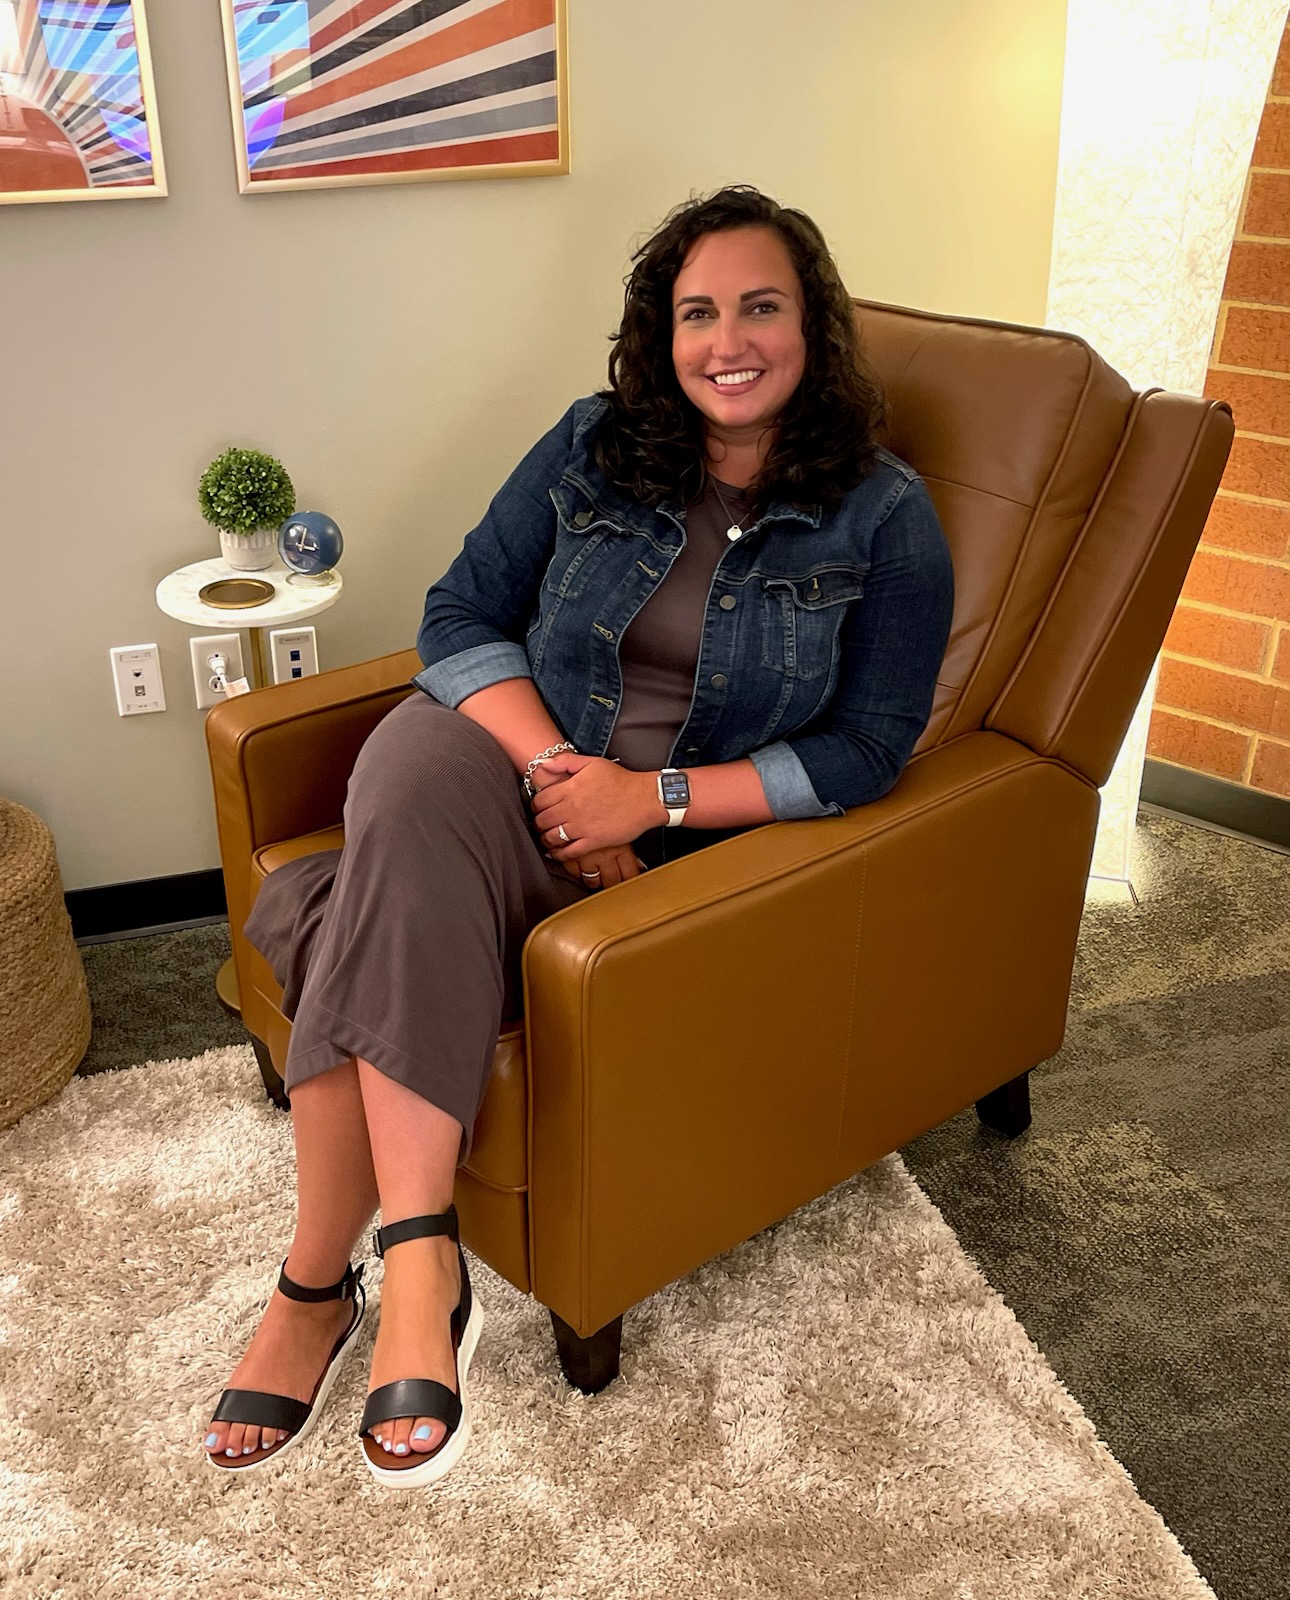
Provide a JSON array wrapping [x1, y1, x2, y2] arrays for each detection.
[[765, 566, 867, 609], [550, 479, 610, 534]]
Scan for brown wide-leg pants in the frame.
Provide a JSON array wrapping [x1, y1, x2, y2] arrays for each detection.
[[244, 692, 588, 1158]]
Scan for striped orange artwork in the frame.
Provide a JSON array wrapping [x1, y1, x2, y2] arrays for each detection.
[[0, 0, 162, 200], [228, 0, 566, 189]]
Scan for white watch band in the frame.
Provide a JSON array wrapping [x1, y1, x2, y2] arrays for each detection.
[[657, 767, 689, 828]]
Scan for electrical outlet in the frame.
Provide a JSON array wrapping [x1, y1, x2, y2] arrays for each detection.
[[109, 644, 165, 715], [269, 625, 319, 684], [189, 633, 247, 710]]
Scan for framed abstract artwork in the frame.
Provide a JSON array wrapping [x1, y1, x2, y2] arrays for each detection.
[[0, 0, 165, 204], [219, 0, 569, 194]]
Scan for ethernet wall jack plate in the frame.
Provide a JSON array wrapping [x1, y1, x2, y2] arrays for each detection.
[[109, 644, 165, 715], [269, 625, 319, 684]]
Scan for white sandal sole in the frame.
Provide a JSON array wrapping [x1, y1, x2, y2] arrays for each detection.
[[204, 1296, 367, 1474], [362, 1293, 484, 1490]]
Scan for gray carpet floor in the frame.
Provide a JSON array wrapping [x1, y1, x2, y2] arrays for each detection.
[[76, 811, 1289, 1600]]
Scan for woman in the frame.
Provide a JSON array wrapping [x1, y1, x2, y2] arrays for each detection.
[[200, 186, 954, 1489]]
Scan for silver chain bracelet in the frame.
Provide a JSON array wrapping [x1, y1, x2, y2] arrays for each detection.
[[522, 742, 577, 798]]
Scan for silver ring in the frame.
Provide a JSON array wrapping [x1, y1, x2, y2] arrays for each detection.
[[580, 868, 601, 881], [557, 824, 570, 844]]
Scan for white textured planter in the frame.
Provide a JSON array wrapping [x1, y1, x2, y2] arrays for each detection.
[[218, 526, 276, 571]]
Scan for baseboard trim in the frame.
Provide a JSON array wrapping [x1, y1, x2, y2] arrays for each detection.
[[66, 868, 227, 940], [1141, 758, 1290, 852]]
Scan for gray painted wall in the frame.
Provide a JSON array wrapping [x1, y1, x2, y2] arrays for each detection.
[[0, 0, 1067, 888]]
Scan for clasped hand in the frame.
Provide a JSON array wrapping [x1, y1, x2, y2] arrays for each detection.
[[528, 754, 663, 889]]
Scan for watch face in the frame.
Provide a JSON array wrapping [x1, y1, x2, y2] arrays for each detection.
[[660, 770, 691, 807]]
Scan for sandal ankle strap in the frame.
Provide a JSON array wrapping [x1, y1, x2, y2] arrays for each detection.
[[278, 1259, 365, 1303], [372, 1204, 459, 1259]]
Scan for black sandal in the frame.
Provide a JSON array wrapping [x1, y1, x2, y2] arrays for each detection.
[[204, 1259, 367, 1472], [358, 1205, 483, 1489]]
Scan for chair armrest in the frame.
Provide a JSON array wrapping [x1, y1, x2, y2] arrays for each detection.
[[205, 648, 420, 999], [523, 731, 1100, 1335]]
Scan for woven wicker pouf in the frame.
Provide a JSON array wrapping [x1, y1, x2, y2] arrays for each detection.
[[0, 798, 91, 1130]]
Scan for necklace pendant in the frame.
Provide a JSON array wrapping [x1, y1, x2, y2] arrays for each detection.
[[726, 525, 742, 542]]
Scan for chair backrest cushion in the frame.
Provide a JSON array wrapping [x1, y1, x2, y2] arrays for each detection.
[[855, 301, 1134, 752]]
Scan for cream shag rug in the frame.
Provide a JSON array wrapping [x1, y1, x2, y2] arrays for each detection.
[[0, 1046, 1215, 1600]]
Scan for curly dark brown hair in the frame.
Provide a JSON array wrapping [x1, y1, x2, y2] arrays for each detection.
[[595, 186, 885, 511]]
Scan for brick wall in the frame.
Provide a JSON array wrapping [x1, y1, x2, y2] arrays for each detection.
[[1150, 22, 1290, 797]]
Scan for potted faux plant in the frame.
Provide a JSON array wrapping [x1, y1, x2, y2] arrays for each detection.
[[198, 446, 296, 572]]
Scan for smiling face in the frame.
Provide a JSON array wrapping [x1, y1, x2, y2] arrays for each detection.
[[671, 226, 807, 467]]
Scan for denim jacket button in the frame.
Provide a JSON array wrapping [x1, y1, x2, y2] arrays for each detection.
[[572, 510, 593, 528], [710, 673, 728, 688], [719, 595, 737, 611]]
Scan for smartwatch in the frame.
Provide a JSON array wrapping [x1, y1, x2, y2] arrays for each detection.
[[657, 767, 691, 828]]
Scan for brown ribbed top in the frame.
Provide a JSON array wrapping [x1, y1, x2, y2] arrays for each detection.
[[606, 478, 751, 773]]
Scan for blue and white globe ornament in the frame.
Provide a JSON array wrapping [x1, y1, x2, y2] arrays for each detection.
[[277, 510, 344, 586]]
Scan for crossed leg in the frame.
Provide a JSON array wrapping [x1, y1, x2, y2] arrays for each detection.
[[354, 1059, 464, 1458], [202, 1055, 463, 1461]]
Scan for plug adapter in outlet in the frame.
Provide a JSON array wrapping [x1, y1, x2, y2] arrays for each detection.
[[190, 633, 246, 710]]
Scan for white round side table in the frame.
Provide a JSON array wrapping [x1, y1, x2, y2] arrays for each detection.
[[156, 556, 345, 1020], [155, 556, 344, 687]]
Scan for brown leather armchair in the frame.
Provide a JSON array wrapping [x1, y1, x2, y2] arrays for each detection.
[[206, 302, 1232, 1395]]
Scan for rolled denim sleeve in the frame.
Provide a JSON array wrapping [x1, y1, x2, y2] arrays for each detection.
[[748, 741, 841, 819], [414, 403, 582, 707], [412, 641, 532, 708], [764, 477, 954, 816]]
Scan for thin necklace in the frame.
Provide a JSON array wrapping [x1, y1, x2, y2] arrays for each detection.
[[709, 477, 751, 542]]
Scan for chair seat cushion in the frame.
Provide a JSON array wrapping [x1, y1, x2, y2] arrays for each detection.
[[250, 830, 529, 1194]]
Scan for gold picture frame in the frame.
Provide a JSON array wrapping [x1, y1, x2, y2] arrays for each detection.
[[0, 0, 166, 206], [219, 0, 569, 195]]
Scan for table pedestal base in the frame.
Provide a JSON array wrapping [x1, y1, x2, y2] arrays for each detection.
[[248, 627, 271, 689], [215, 956, 241, 1018]]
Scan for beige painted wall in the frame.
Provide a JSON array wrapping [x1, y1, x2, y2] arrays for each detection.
[[0, 0, 1067, 890]]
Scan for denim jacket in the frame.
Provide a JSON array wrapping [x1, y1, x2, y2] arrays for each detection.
[[414, 396, 953, 820]]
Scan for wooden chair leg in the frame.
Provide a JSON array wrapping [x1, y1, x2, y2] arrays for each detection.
[[550, 1311, 623, 1394], [975, 1069, 1032, 1137], [249, 1033, 290, 1111]]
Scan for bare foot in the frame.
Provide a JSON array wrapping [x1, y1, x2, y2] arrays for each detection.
[[203, 1277, 356, 1462], [363, 1235, 462, 1459]]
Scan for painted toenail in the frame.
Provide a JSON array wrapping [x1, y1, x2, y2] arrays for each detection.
[[413, 1425, 432, 1440], [205, 1434, 219, 1449], [394, 1443, 409, 1454], [243, 1445, 254, 1454], [226, 1448, 237, 1457]]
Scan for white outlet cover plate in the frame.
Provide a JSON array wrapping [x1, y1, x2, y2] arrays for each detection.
[[189, 632, 246, 710]]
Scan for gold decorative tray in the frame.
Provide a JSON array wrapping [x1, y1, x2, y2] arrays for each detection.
[[198, 578, 276, 609]]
